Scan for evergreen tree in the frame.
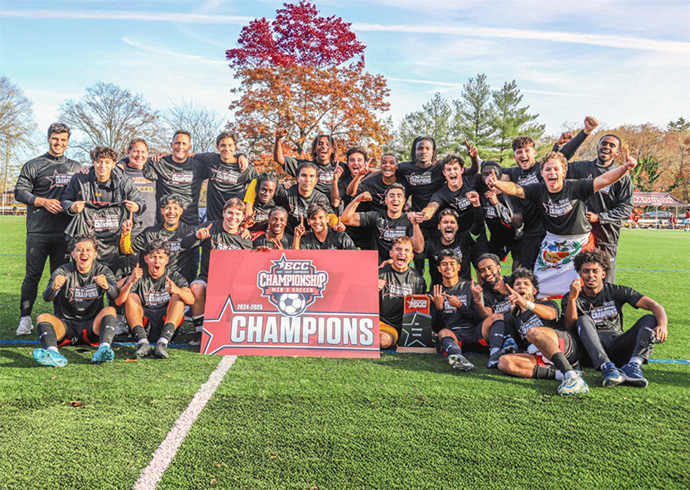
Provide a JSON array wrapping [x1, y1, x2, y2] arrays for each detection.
[[453, 73, 496, 154]]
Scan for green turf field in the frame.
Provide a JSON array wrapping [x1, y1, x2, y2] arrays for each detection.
[[1, 216, 688, 489]]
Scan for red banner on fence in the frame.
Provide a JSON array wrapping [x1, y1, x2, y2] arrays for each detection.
[[201, 249, 380, 358]]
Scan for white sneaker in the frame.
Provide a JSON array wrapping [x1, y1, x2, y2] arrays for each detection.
[[115, 315, 129, 336], [16, 316, 33, 336]]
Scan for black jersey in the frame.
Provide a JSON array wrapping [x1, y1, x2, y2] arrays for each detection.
[[504, 165, 544, 238], [522, 179, 595, 236], [567, 160, 633, 246], [123, 165, 157, 237], [282, 156, 346, 197], [378, 264, 427, 329], [428, 174, 483, 233], [43, 261, 118, 322], [14, 153, 82, 234], [299, 229, 356, 250], [482, 280, 513, 314], [509, 299, 561, 341], [430, 280, 480, 333], [195, 152, 258, 221], [274, 185, 331, 233], [182, 221, 253, 279], [130, 268, 189, 315], [424, 231, 474, 284], [396, 161, 445, 212], [252, 233, 293, 250], [358, 210, 416, 263], [562, 283, 644, 334], [480, 191, 521, 243], [143, 155, 210, 226], [358, 173, 393, 214], [130, 223, 198, 281]]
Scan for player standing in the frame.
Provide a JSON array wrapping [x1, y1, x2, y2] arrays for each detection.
[[14, 123, 82, 335]]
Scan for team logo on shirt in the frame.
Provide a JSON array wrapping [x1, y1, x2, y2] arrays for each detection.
[[319, 170, 334, 183], [453, 196, 471, 211], [493, 298, 512, 314], [168, 239, 182, 253], [518, 174, 539, 186], [406, 173, 432, 185], [257, 254, 328, 316], [542, 198, 573, 217], [45, 170, 74, 189], [68, 284, 99, 302], [91, 214, 120, 231], [379, 224, 408, 241], [518, 313, 544, 338], [386, 283, 415, 297], [145, 287, 171, 307], [485, 206, 498, 219], [587, 301, 619, 324], [213, 239, 243, 251], [211, 167, 240, 184], [166, 171, 194, 185]]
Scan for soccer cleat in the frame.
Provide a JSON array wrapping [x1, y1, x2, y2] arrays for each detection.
[[91, 344, 115, 364], [33, 348, 68, 367], [601, 361, 625, 387], [188, 332, 202, 346], [153, 343, 169, 359], [487, 350, 502, 369], [448, 353, 474, 371], [133, 342, 152, 359], [502, 337, 518, 354], [115, 315, 129, 336], [558, 372, 589, 396], [621, 362, 649, 388], [16, 316, 33, 336]]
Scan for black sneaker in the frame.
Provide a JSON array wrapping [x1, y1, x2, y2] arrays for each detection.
[[133, 342, 152, 359], [153, 343, 169, 359]]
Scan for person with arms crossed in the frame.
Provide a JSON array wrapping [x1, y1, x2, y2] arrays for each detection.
[[14, 123, 82, 335], [563, 250, 668, 388], [32, 235, 119, 367]]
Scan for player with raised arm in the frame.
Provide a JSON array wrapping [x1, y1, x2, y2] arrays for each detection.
[[563, 250, 668, 388], [496, 267, 588, 395], [274, 128, 344, 199], [252, 207, 292, 250], [430, 250, 508, 372], [181, 198, 253, 344], [378, 237, 427, 349], [352, 153, 399, 213], [341, 183, 424, 263], [116, 239, 194, 359], [486, 149, 637, 298], [567, 134, 633, 282], [499, 117, 597, 269], [273, 162, 332, 234], [294, 202, 356, 250], [194, 131, 256, 221], [424, 209, 475, 284], [14, 123, 82, 336], [32, 235, 119, 367]]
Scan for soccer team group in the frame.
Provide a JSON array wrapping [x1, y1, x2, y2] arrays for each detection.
[[14, 117, 668, 395]]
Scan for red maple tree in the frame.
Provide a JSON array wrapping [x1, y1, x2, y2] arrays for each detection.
[[225, 1, 390, 169]]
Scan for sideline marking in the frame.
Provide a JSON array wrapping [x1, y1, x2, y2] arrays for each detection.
[[133, 355, 237, 490]]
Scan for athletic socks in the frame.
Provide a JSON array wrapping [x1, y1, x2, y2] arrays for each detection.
[[630, 356, 644, 366], [157, 322, 176, 345], [130, 325, 147, 343], [533, 365, 557, 380], [551, 352, 574, 376], [441, 337, 463, 357], [99, 314, 117, 345], [37, 322, 58, 349], [488, 319, 506, 351], [192, 315, 204, 333]]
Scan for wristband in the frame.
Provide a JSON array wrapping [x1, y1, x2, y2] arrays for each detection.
[[525, 301, 535, 311]]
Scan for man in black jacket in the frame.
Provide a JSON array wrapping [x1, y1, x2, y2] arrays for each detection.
[[14, 123, 82, 336]]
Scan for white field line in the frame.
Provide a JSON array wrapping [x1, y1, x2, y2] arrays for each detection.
[[133, 355, 237, 490]]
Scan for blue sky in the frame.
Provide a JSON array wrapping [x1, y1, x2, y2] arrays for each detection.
[[1, 0, 689, 141]]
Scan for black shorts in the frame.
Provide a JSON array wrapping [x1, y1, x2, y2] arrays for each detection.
[[533, 330, 580, 369], [143, 309, 183, 343], [58, 318, 99, 347], [450, 322, 487, 346]]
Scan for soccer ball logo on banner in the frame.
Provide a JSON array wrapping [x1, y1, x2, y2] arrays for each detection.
[[257, 254, 329, 316]]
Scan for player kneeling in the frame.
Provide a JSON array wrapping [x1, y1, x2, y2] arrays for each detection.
[[116, 240, 194, 359], [496, 267, 588, 396], [32, 235, 119, 367]]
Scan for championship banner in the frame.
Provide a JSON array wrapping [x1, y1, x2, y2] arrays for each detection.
[[201, 249, 380, 358]]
